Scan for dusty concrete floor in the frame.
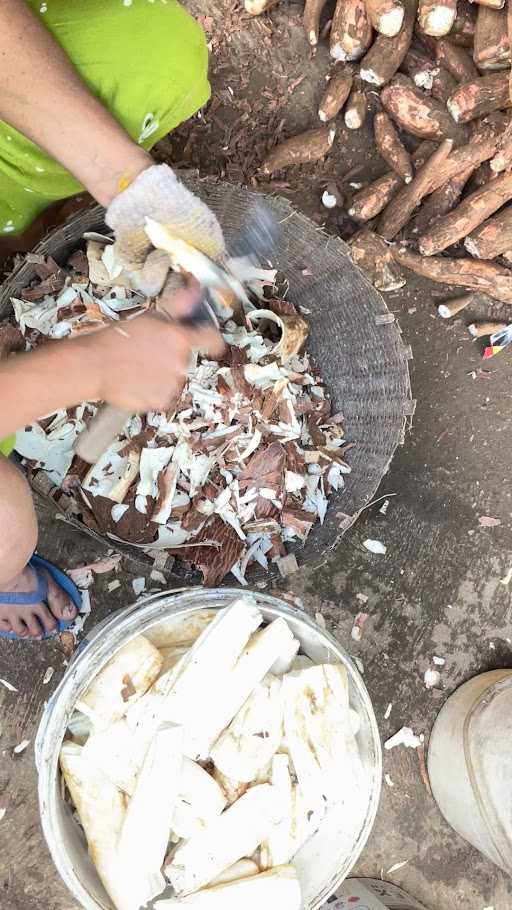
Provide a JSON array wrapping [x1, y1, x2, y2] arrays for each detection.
[[2, 2, 512, 908]]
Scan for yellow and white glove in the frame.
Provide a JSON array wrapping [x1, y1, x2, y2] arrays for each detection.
[[105, 164, 226, 296]]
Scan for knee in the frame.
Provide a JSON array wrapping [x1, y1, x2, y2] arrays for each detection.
[[0, 456, 37, 584]]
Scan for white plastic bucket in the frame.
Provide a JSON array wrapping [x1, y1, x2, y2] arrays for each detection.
[[428, 669, 512, 874], [36, 588, 382, 910]]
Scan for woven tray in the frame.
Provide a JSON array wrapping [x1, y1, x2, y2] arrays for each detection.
[[0, 178, 413, 577]]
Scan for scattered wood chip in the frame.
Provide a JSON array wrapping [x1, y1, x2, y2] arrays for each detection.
[[351, 612, 369, 641], [150, 569, 167, 585], [132, 577, 146, 597], [42, 667, 54, 685], [479, 515, 501, 527], [417, 741, 433, 797], [386, 859, 410, 875], [314, 611, 327, 630], [424, 668, 441, 689], [276, 553, 299, 577], [363, 539, 387, 554], [385, 726, 423, 750], [0, 679, 18, 693], [59, 631, 77, 659], [13, 739, 30, 755], [500, 568, 512, 586]]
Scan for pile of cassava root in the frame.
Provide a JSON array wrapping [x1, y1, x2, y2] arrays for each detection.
[[247, 0, 512, 304]]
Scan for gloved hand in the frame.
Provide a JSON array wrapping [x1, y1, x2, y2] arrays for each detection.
[[105, 164, 226, 296]]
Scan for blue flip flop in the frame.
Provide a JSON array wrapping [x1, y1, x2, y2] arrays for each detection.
[[0, 553, 82, 641]]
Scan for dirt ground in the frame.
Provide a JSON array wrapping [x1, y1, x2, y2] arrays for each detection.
[[2, 2, 512, 908]]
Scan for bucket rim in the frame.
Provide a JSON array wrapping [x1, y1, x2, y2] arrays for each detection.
[[37, 587, 382, 910]]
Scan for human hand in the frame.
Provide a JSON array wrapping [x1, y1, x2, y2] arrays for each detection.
[[105, 164, 226, 296], [79, 287, 224, 413]]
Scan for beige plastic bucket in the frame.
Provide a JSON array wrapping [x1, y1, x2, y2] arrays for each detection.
[[36, 588, 382, 910], [428, 669, 512, 874]]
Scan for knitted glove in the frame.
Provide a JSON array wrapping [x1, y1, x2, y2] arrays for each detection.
[[105, 164, 225, 296]]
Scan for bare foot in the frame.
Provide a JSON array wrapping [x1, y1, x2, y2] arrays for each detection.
[[0, 565, 77, 639]]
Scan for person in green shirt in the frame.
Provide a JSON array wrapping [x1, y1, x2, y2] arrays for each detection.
[[0, 0, 224, 639]]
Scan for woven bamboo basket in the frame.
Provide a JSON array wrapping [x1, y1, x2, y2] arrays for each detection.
[[0, 178, 413, 577]]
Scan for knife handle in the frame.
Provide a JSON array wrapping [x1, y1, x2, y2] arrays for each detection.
[[74, 404, 129, 465]]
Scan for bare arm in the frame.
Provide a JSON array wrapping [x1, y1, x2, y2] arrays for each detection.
[[0, 338, 103, 433], [0, 302, 224, 439], [0, 0, 152, 205], [0, 2, 220, 437]]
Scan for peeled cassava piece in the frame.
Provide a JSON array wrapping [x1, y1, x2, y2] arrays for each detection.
[[60, 743, 129, 910], [282, 664, 365, 811], [165, 784, 285, 895], [117, 723, 184, 910], [210, 674, 284, 783], [145, 600, 296, 761], [76, 635, 163, 728], [211, 859, 260, 885], [138, 598, 264, 759], [81, 717, 150, 795], [172, 758, 227, 840], [156, 865, 301, 910], [260, 754, 294, 868]]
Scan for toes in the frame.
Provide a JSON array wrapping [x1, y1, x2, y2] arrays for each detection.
[[0, 618, 13, 633], [32, 603, 57, 635], [46, 574, 77, 622], [9, 614, 29, 638], [23, 611, 44, 639]]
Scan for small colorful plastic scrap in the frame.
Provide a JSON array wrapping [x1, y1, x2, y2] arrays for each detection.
[[483, 323, 512, 360]]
